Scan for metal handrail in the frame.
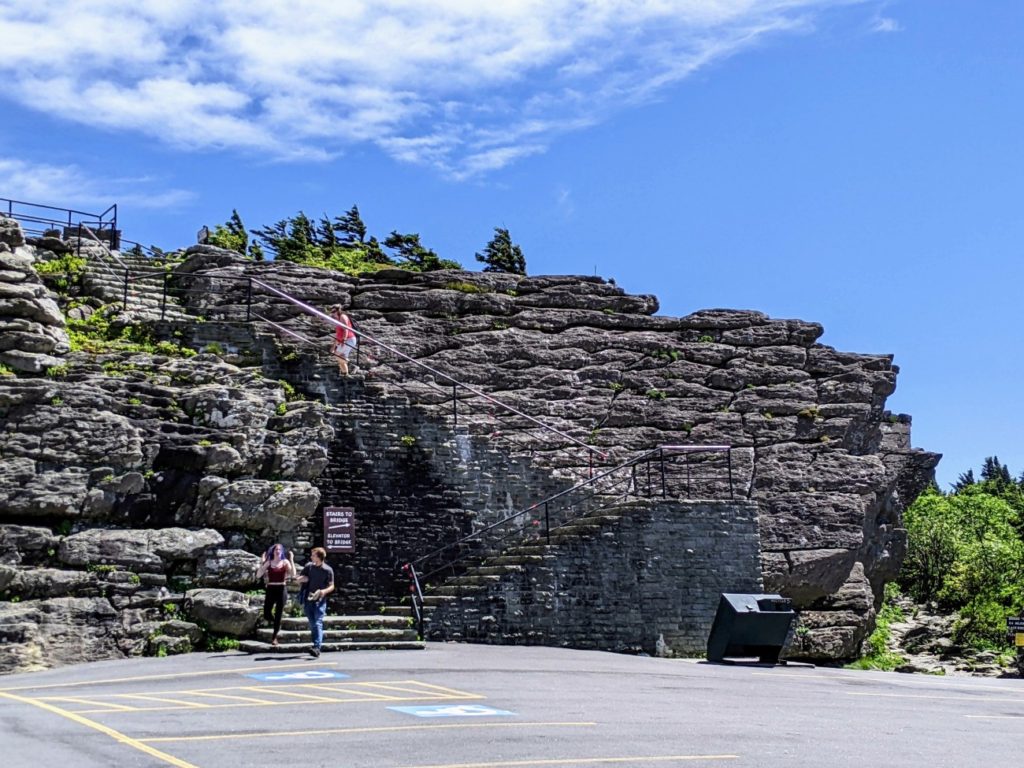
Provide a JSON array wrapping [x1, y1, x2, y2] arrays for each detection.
[[410, 444, 732, 577], [403, 443, 735, 634], [250, 277, 608, 461]]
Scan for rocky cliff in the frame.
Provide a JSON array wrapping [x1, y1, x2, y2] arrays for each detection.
[[0, 217, 939, 672]]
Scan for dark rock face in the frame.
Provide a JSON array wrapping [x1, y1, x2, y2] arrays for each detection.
[[0, 219, 939, 670], [173, 252, 937, 658]]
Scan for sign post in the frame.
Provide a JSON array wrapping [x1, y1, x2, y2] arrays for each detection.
[[324, 506, 356, 553], [1007, 617, 1024, 647]]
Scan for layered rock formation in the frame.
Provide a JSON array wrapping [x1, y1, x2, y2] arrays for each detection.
[[0, 217, 940, 672]]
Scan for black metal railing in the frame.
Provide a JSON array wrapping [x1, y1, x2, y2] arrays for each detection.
[[2, 197, 117, 246], [401, 444, 734, 637]]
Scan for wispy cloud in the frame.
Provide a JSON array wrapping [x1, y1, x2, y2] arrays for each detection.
[[0, 157, 194, 210], [871, 16, 902, 33], [0, 1, 872, 178]]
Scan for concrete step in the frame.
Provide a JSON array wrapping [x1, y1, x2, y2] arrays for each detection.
[[256, 628, 418, 643], [472, 565, 524, 576], [275, 614, 412, 631], [238, 640, 425, 654], [484, 554, 553, 566]]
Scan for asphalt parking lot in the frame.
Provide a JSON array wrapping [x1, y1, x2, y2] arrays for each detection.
[[2, 644, 1023, 768]]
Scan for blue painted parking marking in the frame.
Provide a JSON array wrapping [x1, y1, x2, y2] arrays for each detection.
[[245, 670, 350, 682], [388, 704, 515, 718]]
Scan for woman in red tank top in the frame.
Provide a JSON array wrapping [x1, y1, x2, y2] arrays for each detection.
[[256, 543, 295, 646]]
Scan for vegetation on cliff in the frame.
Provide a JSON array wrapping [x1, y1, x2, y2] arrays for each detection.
[[208, 209, 530, 276], [899, 457, 1024, 649]]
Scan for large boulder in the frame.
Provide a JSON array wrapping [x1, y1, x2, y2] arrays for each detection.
[[0, 596, 122, 674], [184, 588, 259, 636], [196, 549, 262, 590], [59, 528, 224, 572]]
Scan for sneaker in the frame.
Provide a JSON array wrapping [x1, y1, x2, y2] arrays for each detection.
[[308, 647, 321, 658]]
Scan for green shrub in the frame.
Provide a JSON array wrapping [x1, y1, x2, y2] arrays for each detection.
[[645, 388, 667, 401], [846, 584, 907, 671], [444, 281, 486, 294], [206, 635, 241, 652], [901, 482, 1024, 649]]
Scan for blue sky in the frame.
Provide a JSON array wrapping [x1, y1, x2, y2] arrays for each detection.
[[1, 1, 1021, 489]]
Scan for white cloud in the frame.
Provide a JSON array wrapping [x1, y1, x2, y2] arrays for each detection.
[[0, 0, 871, 178], [871, 16, 902, 33], [0, 158, 194, 211]]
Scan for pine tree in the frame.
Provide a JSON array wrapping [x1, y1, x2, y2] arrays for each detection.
[[981, 456, 1012, 488], [334, 205, 368, 246], [209, 209, 250, 256], [384, 231, 459, 271], [953, 469, 976, 492], [475, 227, 526, 275]]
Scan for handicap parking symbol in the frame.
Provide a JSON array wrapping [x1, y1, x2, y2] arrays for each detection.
[[246, 670, 350, 682], [388, 704, 515, 718]]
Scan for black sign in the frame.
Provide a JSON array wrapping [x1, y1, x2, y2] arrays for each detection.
[[1007, 617, 1024, 634], [324, 506, 356, 553]]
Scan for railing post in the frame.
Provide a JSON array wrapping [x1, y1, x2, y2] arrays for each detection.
[[686, 452, 692, 498], [122, 269, 129, 311], [727, 448, 734, 499], [544, 501, 550, 545], [76, 223, 82, 259], [245, 277, 252, 322], [161, 272, 168, 321], [660, 447, 667, 498], [452, 385, 458, 427], [588, 451, 593, 480]]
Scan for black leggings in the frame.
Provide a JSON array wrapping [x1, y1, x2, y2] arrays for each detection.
[[263, 584, 286, 636]]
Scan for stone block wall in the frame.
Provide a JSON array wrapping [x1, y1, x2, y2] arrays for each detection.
[[427, 499, 762, 656]]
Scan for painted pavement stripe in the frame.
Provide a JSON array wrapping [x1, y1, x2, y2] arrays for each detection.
[[139, 721, 598, 744], [0, 660, 342, 692], [119, 693, 211, 709], [0, 690, 197, 768], [293, 683, 404, 700]]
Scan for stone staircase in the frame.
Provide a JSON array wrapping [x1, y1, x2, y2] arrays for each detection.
[[76, 241, 193, 323], [383, 509, 626, 638], [238, 614, 425, 653]]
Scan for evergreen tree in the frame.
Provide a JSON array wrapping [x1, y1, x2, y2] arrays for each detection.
[[953, 469, 976, 492], [209, 209, 250, 256], [384, 231, 459, 271], [981, 456, 1013, 488], [334, 205, 368, 246], [475, 227, 526, 274]]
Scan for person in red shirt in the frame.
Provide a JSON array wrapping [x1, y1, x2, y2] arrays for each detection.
[[330, 305, 356, 375], [255, 543, 295, 646]]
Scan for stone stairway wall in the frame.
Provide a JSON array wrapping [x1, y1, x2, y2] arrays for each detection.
[[419, 498, 762, 656]]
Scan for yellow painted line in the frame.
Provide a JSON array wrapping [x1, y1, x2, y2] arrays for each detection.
[[395, 756, 738, 768], [357, 681, 483, 699], [846, 691, 1024, 704], [0, 690, 198, 768], [295, 683, 403, 701], [0, 660, 342, 692], [120, 693, 210, 709], [239, 686, 341, 703], [72, 694, 483, 715], [140, 721, 598, 744], [44, 696, 136, 712], [186, 690, 276, 705], [403, 680, 486, 697]]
